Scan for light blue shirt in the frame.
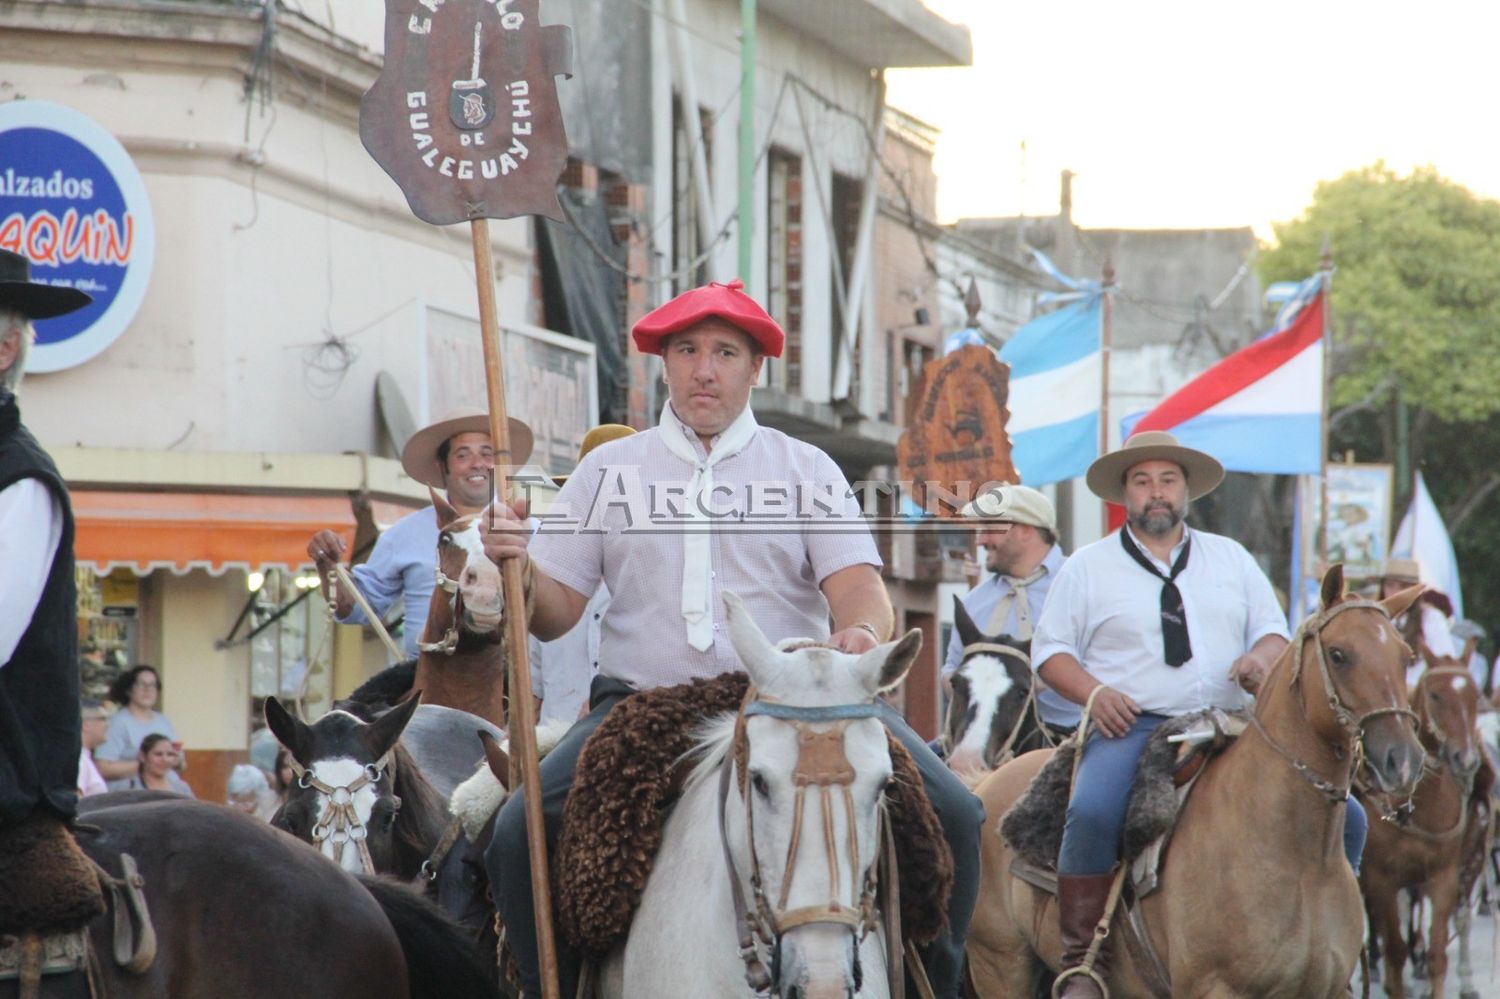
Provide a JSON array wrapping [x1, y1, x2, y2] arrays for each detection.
[[338, 507, 438, 658], [944, 544, 1079, 726]]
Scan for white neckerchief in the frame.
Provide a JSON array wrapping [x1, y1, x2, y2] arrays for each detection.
[[656, 403, 759, 651], [984, 563, 1048, 640]]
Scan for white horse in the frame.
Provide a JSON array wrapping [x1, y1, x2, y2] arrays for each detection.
[[600, 592, 922, 999]]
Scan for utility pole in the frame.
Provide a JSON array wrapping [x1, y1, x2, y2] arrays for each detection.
[[738, 0, 756, 279]]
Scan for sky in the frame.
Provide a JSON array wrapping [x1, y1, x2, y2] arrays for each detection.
[[885, 1, 1500, 238]]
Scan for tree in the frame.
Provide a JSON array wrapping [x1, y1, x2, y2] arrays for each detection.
[[1260, 164, 1500, 664]]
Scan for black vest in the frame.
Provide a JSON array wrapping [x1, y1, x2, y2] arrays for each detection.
[[0, 389, 80, 823]]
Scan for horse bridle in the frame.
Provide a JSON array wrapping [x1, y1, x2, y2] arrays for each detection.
[[719, 698, 886, 995], [947, 641, 1057, 767], [417, 562, 466, 655], [1246, 598, 1420, 804], [286, 752, 398, 875], [1379, 666, 1481, 841]]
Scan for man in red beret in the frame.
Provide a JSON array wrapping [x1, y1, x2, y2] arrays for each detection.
[[483, 279, 983, 998]]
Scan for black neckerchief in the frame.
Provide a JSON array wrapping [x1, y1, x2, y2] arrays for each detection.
[[1120, 527, 1193, 667]]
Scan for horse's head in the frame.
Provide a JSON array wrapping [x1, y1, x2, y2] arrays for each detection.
[[1289, 565, 1426, 797], [944, 595, 1035, 775], [1414, 638, 1483, 782], [723, 591, 921, 999], [423, 489, 505, 654], [267, 691, 424, 875]]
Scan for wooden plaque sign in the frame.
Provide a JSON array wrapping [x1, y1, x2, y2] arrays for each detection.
[[361, 0, 573, 225], [896, 345, 1018, 517]]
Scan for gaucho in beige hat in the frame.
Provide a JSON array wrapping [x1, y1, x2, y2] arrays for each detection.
[[401, 405, 534, 489], [553, 424, 635, 487], [1084, 430, 1224, 504]]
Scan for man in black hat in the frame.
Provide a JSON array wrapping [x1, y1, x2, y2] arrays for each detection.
[[0, 248, 106, 937]]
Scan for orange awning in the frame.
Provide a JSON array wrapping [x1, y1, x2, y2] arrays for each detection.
[[72, 491, 358, 576]]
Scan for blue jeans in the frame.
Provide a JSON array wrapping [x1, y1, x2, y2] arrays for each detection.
[[1058, 713, 1368, 875]]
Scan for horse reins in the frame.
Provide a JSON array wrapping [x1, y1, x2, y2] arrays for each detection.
[[286, 752, 398, 875], [719, 697, 886, 995], [417, 551, 534, 655], [1246, 598, 1419, 806]]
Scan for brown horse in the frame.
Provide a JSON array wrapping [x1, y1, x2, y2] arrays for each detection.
[[413, 491, 514, 729], [1, 798, 493, 999], [967, 566, 1427, 998], [1359, 642, 1485, 999]]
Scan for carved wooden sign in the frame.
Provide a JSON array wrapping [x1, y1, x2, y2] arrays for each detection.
[[361, 0, 573, 225], [896, 345, 1017, 517]]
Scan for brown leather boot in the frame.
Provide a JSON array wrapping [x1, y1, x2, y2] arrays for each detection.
[[1052, 872, 1116, 999]]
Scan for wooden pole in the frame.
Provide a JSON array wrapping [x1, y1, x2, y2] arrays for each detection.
[[469, 217, 561, 999], [1099, 255, 1114, 537], [1318, 238, 1334, 571]]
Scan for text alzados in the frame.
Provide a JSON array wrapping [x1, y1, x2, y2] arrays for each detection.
[[0, 169, 96, 200]]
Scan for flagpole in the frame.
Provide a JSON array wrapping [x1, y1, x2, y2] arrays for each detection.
[[1318, 238, 1334, 572], [1099, 254, 1114, 536]]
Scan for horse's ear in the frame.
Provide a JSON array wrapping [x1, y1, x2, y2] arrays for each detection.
[[724, 591, 783, 688], [264, 696, 310, 764], [1319, 564, 1346, 611], [1380, 583, 1425, 622], [1419, 640, 1438, 668], [432, 487, 460, 530], [478, 730, 511, 792], [364, 689, 422, 758], [952, 594, 983, 648], [1461, 636, 1479, 666], [869, 628, 923, 694]]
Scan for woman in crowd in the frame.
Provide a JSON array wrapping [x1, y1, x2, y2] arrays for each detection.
[[96, 665, 182, 790], [122, 733, 194, 797]]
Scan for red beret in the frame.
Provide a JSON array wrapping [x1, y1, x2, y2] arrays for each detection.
[[631, 279, 785, 358]]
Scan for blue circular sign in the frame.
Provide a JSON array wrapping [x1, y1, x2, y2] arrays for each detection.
[[0, 102, 154, 372]]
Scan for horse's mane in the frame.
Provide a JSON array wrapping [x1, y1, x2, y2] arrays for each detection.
[[389, 741, 448, 874], [683, 713, 739, 793]]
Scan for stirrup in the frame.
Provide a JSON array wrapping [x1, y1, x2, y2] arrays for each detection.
[[1052, 963, 1110, 999]]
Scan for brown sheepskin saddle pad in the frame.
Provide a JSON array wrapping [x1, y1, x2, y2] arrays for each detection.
[[1001, 709, 1245, 872], [553, 670, 953, 957], [0, 813, 105, 936]]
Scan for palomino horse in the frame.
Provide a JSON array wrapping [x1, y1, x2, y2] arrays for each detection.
[[967, 566, 1427, 998], [1360, 642, 1485, 999], [410, 490, 518, 729], [1, 798, 492, 999], [600, 592, 921, 999], [267, 692, 449, 881], [944, 595, 1053, 774]]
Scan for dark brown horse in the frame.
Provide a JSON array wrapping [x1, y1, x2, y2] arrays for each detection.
[[968, 567, 1427, 998], [267, 692, 449, 881], [1, 798, 492, 998], [1359, 643, 1485, 999], [943, 596, 1054, 775]]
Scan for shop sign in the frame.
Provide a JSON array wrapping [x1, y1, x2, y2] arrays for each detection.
[[0, 101, 155, 372]]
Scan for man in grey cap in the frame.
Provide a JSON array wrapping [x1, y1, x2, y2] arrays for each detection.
[[943, 483, 1077, 772], [307, 406, 533, 658]]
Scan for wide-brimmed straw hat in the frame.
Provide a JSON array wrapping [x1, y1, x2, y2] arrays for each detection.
[[1085, 430, 1224, 504], [0, 249, 93, 319], [400, 406, 534, 488], [554, 424, 636, 486], [1380, 557, 1421, 584]]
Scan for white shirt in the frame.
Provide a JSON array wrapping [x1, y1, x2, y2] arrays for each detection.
[[0, 479, 63, 665], [1403, 603, 1458, 686], [1032, 526, 1289, 717], [532, 414, 880, 690], [537, 584, 610, 723]]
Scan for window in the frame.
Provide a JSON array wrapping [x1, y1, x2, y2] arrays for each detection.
[[671, 97, 713, 292]]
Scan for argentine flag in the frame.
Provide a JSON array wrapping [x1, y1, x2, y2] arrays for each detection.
[[1126, 277, 1324, 474], [999, 295, 1103, 486]]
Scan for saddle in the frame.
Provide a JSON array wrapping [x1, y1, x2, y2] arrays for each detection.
[[552, 670, 953, 958], [0, 812, 156, 994], [1001, 708, 1246, 898]]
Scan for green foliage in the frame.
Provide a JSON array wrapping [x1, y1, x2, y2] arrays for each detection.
[[1259, 163, 1500, 422]]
